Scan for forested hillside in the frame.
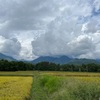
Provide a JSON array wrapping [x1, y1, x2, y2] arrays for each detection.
[[0, 59, 100, 72]]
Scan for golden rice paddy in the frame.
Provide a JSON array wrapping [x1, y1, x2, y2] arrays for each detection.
[[0, 76, 32, 100], [0, 71, 100, 100]]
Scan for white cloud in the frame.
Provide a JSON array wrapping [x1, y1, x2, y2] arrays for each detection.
[[32, 0, 100, 59], [0, 0, 100, 59]]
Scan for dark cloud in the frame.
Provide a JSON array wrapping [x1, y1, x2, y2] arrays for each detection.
[[0, 36, 21, 58]]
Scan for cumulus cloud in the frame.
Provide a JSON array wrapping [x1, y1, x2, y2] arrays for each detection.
[[0, 0, 100, 59], [32, 0, 100, 59], [0, 35, 21, 59]]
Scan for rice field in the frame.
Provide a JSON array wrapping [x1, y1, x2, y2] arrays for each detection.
[[0, 71, 100, 77], [41, 71, 100, 77], [0, 71, 100, 100], [0, 76, 32, 100], [0, 71, 34, 76]]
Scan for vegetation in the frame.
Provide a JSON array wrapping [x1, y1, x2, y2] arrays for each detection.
[[0, 71, 34, 76], [0, 76, 32, 100], [0, 59, 33, 71], [0, 71, 100, 100], [30, 75, 62, 100], [0, 71, 100, 77], [0, 59, 100, 72], [30, 74, 100, 100]]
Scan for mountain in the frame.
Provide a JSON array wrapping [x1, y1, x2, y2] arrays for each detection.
[[0, 53, 16, 61], [0, 52, 99, 65], [31, 56, 100, 65], [31, 56, 72, 64], [96, 59, 100, 63], [68, 58, 98, 65]]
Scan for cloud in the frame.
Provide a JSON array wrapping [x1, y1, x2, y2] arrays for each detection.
[[67, 35, 94, 56], [0, 0, 62, 34], [93, 0, 100, 12], [0, 0, 100, 59], [0, 35, 21, 59], [32, 0, 100, 59]]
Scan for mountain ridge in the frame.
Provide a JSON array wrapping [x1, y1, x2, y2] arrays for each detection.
[[0, 53, 100, 65], [0, 53, 16, 61], [31, 56, 100, 65], [31, 56, 72, 64]]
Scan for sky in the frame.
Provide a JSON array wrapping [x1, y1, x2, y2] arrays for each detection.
[[0, 0, 100, 60]]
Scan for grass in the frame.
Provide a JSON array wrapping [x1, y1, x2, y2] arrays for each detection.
[[0, 71, 100, 77], [0, 71, 34, 76], [0, 76, 32, 100], [40, 71, 100, 77], [0, 71, 100, 100], [30, 73, 100, 100], [54, 77, 100, 100], [30, 75, 62, 100]]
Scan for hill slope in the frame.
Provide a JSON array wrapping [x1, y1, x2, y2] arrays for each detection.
[[31, 56, 100, 64], [0, 53, 16, 61], [68, 58, 98, 65], [31, 56, 72, 64]]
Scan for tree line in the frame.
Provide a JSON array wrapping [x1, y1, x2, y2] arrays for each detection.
[[0, 59, 100, 72]]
